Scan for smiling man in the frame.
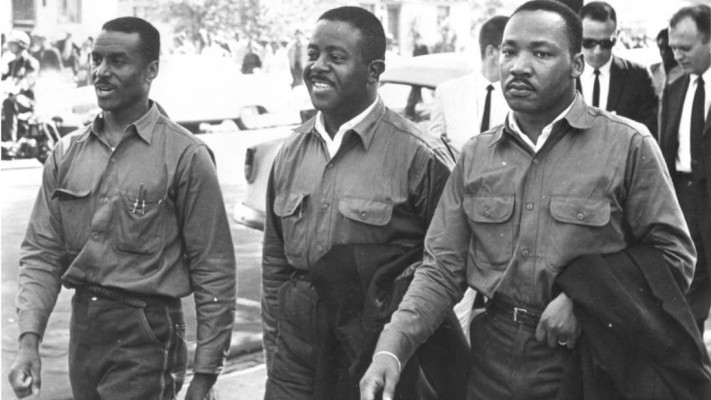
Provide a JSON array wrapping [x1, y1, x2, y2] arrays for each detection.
[[261, 6, 454, 400], [8, 17, 236, 400], [360, 1, 696, 399]]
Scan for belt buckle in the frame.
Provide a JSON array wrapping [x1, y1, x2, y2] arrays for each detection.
[[513, 307, 528, 323]]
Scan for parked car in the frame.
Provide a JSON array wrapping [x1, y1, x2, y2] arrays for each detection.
[[233, 52, 473, 230], [56, 54, 302, 133]]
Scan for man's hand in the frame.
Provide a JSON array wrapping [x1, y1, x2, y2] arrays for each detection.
[[359, 353, 401, 400], [184, 372, 217, 400], [535, 292, 580, 349], [8, 333, 42, 399]]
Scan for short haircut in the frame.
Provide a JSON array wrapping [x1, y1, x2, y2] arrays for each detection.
[[101, 17, 160, 63], [479, 15, 509, 59], [579, 1, 617, 24], [657, 27, 668, 43], [512, 0, 582, 54], [318, 6, 386, 63], [670, 4, 711, 43]]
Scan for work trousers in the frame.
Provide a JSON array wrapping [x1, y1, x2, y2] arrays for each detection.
[[674, 174, 710, 332], [68, 287, 188, 400], [468, 310, 571, 400]]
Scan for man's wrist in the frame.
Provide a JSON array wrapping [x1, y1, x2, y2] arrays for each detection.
[[373, 351, 401, 373], [18, 332, 40, 349]]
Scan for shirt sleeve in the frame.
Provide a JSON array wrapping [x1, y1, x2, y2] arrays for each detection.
[[624, 134, 696, 289], [177, 144, 237, 374], [260, 161, 294, 373], [16, 146, 68, 339], [376, 151, 470, 363]]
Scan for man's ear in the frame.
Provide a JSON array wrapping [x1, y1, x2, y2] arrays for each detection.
[[571, 52, 584, 79], [145, 59, 159, 83], [485, 44, 499, 59], [368, 59, 385, 83]]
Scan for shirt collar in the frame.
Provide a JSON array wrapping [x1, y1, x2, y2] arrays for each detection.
[[494, 93, 590, 146], [584, 56, 613, 77], [295, 96, 385, 151], [692, 68, 711, 86], [82, 101, 161, 144]]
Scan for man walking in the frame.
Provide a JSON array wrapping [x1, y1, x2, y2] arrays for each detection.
[[430, 15, 510, 150], [661, 4, 711, 332], [361, 1, 695, 399], [8, 17, 236, 400], [261, 6, 453, 399], [577, 1, 658, 134]]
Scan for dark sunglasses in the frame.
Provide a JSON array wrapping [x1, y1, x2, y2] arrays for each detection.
[[582, 38, 616, 49]]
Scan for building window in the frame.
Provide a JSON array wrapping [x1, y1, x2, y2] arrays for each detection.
[[58, 0, 81, 24], [12, 0, 35, 29]]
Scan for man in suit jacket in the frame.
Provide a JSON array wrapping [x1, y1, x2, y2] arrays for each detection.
[[660, 4, 711, 332], [577, 2, 657, 134], [430, 15, 510, 150]]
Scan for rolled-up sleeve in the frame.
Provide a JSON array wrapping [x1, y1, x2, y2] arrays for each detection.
[[624, 134, 696, 289], [178, 144, 237, 374], [17, 146, 67, 338]]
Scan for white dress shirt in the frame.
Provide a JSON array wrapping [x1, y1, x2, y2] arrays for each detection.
[[314, 96, 379, 158], [580, 58, 612, 111], [507, 94, 577, 153], [676, 68, 711, 172]]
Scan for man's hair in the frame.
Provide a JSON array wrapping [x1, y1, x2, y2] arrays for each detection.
[[670, 4, 711, 43], [101, 17, 160, 63], [579, 1, 617, 24], [479, 16, 509, 59], [656, 27, 669, 43], [318, 6, 386, 63], [512, 0, 582, 54]]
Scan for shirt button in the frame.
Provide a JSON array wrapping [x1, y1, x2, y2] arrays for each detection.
[[91, 296, 98, 302], [101, 197, 109, 204], [577, 212, 585, 221], [91, 232, 100, 240], [321, 203, 329, 211], [327, 163, 333, 169], [483, 210, 491, 217], [532, 158, 539, 165], [522, 249, 530, 257], [317, 245, 324, 253], [360, 212, 367, 220], [526, 202, 534, 211], [110, 158, 116, 164]]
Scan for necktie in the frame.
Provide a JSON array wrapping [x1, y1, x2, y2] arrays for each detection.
[[592, 69, 601, 107], [690, 75, 705, 177], [481, 84, 494, 132]]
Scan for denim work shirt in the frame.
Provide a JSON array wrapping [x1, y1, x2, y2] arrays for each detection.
[[376, 95, 696, 363], [17, 102, 237, 374], [261, 98, 455, 365]]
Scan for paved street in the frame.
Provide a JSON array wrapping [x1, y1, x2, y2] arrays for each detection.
[[0, 128, 289, 399]]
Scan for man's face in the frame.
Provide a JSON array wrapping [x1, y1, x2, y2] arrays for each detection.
[[8, 42, 22, 55], [90, 30, 156, 113], [304, 19, 373, 120], [669, 17, 711, 75], [581, 17, 616, 69], [657, 36, 676, 70], [500, 10, 582, 117]]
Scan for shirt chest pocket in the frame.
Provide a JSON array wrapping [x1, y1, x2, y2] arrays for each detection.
[[274, 192, 309, 261], [464, 195, 515, 269], [338, 198, 394, 243], [548, 196, 610, 259], [53, 188, 92, 253], [114, 189, 166, 255]]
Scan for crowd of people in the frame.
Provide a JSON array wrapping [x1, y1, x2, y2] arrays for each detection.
[[5, 1, 711, 400]]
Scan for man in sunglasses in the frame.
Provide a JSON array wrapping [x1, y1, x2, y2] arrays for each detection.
[[577, 1, 657, 135]]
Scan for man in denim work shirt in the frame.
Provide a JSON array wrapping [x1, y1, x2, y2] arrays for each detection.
[[361, 1, 695, 399], [261, 6, 454, 399], [8, 17, 236, 400]]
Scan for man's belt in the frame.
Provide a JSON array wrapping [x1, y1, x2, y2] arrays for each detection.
[[75, 284, 180, 309], [486, 297, 542, 328]]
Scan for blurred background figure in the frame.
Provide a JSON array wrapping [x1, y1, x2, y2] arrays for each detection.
[[287, 29, 306, 87], [56, 31, 81, 77], [404, 31, 428, 118], [650, 28, 683, 97], [29, 30, 62, 76], [2, 30, 38, 143]]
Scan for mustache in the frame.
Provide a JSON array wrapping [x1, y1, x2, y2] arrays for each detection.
[[505, 78, 534, 90]]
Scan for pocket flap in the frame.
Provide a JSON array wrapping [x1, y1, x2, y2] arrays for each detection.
[[52, 188, 91, 200], [274, 192, 308, 217], [464, 196, 514, 223], [550, 196, 610, 227], [338, 198, 393, 226]]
